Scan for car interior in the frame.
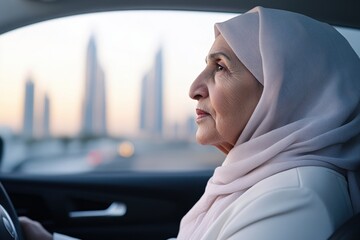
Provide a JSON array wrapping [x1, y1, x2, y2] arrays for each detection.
[[0, 0, 359, 240]]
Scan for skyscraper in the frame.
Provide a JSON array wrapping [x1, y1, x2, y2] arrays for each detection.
[[42, 93, 50, 138], [139, 74, 149, 131], [81, 34, 107, 136], [139, 47, 164, 136], [22, 78, 35, 138]]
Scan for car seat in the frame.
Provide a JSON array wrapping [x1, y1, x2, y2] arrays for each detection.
[[328, 213, 360, 239]]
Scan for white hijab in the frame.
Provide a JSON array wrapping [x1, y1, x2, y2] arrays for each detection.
[[177, 6, 360, 239]]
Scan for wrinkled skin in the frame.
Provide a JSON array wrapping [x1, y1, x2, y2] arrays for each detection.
[[189, 34, 263, 154]]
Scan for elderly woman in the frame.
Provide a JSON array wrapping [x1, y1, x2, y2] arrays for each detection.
[[20, 6, 360, 240], [176, 6, 360, 240]]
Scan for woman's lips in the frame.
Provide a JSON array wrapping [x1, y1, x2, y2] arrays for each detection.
[[196, 108, 211, 122]]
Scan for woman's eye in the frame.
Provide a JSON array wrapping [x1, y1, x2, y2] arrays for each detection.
[[216, 64, 224, 72]]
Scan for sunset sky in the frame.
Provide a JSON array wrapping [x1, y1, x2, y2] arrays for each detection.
[[0, 11, 237, 137], [0, 10, 358, 138]]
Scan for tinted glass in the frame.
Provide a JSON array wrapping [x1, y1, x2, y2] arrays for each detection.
[[0, 11, 359, 174], [0, 11, 235, 174]]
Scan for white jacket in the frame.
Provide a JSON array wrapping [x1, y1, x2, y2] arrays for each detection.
[[200, 166, 353, 240]]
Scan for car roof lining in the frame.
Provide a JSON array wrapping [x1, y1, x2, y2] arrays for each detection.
[[0, 0, 359, 34]]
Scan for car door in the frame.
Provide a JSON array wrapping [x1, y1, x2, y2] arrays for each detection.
[[1, 170, 212, 239]]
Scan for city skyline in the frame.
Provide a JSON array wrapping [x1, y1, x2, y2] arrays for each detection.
[[21, 77, 52, 139], [0, 11, 239, 137], [17, 35, 194, 140]]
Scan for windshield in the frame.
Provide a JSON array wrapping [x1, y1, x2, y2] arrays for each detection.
[[0, 10, 359, 174]]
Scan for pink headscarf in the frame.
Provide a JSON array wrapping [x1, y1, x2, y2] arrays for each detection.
[[177, 6, 360, 239]]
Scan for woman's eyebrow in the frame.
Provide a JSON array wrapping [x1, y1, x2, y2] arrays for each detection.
[[205, 52, 231, 63]]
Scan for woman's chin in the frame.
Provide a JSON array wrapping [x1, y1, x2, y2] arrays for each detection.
[[195, 131, 210, 145], [195, 135, 208, 145], [195, 129, 217, 146]]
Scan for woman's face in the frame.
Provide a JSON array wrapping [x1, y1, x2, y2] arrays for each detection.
[[189, 34, 263, 154]]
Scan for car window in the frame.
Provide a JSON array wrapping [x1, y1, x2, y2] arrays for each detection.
[[0, 11, 235, 174], [0, 11, 359, 175]]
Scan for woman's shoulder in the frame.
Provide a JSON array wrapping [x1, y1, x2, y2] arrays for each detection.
[[243, 166, 348, 200], [239, 166, 352, 215], [202, 167, 353, 240]]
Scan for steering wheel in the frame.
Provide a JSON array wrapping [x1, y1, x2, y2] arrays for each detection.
[[0, 182, 23, 240]]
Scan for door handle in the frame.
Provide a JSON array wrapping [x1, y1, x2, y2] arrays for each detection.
[[69, 202, 127, 218]]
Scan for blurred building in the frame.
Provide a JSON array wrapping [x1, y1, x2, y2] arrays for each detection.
[[22, 78, 35, 138], [139, 47, 163, 136], [42, 93, 50, 138], [81, 34, 107, 136], [186, 115, 197, 139], [169, 116, 196, 140]]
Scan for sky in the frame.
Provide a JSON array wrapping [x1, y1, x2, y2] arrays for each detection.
[[0, 10, 237, 137], [0, 10, 359, 138]]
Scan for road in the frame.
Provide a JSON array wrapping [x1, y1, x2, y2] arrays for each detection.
[[1, 137, 225, 174]]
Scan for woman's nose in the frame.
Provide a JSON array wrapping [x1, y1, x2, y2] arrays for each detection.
[[189, 72, 208, 100]]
